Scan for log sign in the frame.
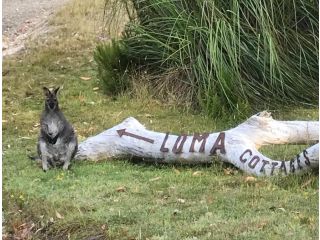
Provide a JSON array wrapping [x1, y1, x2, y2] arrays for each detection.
[[117, 128, 311, 175]]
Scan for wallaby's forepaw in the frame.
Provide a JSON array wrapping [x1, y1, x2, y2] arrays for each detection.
[[42, 162, 49, 172], [62, 163, 70, 171]]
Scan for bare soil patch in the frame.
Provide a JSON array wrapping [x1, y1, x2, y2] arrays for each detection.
[[3, 0, 70, 56]]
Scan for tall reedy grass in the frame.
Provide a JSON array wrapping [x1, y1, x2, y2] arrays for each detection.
[[98, 0, 318, 116]]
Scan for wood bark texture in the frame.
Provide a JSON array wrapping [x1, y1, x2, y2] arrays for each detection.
[[75, 111, 319, 176]]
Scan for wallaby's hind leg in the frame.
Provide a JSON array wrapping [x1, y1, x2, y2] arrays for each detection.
[[62, 140, 77, 170], [39, 140, 50, 171], [42, 156, 49, 172]]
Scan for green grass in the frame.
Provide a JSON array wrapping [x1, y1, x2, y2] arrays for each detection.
[[2, 0, 319, 239]]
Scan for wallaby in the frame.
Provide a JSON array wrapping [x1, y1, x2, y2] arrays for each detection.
[[36, 87, 78, 171]]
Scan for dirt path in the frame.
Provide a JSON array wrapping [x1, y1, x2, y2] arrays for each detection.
[[3, 0, 70, 56]]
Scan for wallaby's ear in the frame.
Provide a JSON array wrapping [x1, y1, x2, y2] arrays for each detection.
[[43, 87, 51, 97], [53, 87, 60, 95]]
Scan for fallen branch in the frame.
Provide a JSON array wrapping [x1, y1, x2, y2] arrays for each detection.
[[75, 111, 319, 176]]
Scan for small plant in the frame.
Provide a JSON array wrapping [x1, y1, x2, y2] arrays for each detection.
[[94, 40, 129, 95]]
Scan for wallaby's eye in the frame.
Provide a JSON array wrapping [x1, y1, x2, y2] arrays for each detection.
[[42, 124, 48, 131]]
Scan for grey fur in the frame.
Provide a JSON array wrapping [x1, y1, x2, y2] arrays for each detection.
[[37, 87, 78, 171]]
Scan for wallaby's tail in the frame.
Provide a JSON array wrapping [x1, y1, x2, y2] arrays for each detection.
[[28, 155, 41, 162]]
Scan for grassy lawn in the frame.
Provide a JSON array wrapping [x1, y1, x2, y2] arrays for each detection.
[[2, 0, 318, 239]]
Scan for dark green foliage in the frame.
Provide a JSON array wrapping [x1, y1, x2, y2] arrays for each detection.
[[94, 40, 129, 94], [100, 0, 318, 115]]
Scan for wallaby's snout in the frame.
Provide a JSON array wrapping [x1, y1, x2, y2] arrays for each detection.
[[48, 131, 54, 138], [48, 98, 57, 110]]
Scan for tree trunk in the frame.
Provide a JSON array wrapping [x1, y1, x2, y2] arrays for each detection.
[[75, 111, 319, 176]]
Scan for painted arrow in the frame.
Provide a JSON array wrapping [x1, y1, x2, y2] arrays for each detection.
[[117, 129, 155, 144]]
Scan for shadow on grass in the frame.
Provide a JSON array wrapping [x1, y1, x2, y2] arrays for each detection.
[[121, 155, 239, 170], [271, 169, 319, 190], [3, 189, 109, 240]]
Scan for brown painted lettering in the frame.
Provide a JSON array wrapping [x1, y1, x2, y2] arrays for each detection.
[[209, 132, 226, 155], [160, 132, 170, 152], [259, 159, 269, 173], [239, 149, 252, 163], [303, 150, 310, 166], [248, 156, 260, 169], [189, 133, 209, 153], [296, 154, 303, 170], [279, 161, 287, 175], [270, 162, 279, 176], [289, 159, 295, 173], [172, 134, 188, 154]]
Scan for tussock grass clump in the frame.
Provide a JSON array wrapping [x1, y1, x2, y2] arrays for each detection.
[[99, 0, 318, 115], [94, 40, 130, 94]]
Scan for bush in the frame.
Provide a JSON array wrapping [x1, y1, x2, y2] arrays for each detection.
[[94, 40, 129, 95], [100, 0, 318, 115]]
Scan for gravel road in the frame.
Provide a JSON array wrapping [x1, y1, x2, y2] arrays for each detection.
[[3, 0, 69, 56]]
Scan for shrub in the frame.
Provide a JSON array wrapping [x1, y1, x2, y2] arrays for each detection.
[[99, 0, 318, 115], [94, 40, 129, 95]]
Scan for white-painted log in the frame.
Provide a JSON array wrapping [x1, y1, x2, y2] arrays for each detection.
[[75, 111, 319, 176]]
